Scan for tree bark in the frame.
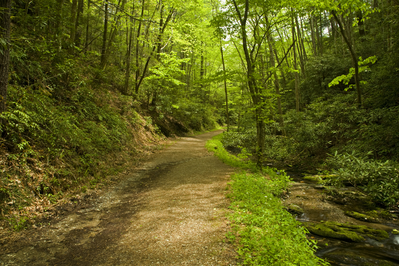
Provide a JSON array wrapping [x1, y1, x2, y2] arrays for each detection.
[[74, 0, 84, 47], [135, 0, 145, 95], [135, 7, 174, 95], [332, 10, 362, 108], [0, 0, 11, 115], [124, 16, 134, 95], [232, 0, 265, 168], [220, 39, 229, 132], [56, 0, 65, 35], [200, 42, 205, 102], [295, 14, 306, 77], [85, 0, 91, 51], [291, 14, 300, 112], [103, 0, 127, 66], [100, 1, 109, 68], [310, 15, 317, 55], [70, 0, 78, 45], [267, 33, 284, 133]]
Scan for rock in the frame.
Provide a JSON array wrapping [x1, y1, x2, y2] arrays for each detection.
[[303, 175, 323, 183], [344, 211, 380, 223], [305, 221, 365, 242], [303, 221, 389, 242], [326, 195, 348, 205], [392, 229, 399, 235], [286, 204, 304, 215]]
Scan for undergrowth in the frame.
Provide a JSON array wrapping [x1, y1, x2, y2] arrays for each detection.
[[206, 133, 328, 265], [0, 84, 164, 230], [324, 151, 399, 207]]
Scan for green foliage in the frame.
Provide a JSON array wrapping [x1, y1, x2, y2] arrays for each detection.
[[146, 52, 188, 86], [221, 131, 256, 152], [329, 56, 377, 91], [207, 135, 328, 265], [205, 133, 256, 169], [325, 152, 399, 207], [173, 99, 220, 131], [7, 215, 30, 231], [1, 85, 130, 160], [0, 81, 152, 227], [300, 55, 351, 105]]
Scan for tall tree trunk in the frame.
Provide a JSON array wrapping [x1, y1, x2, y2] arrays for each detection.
[[54, 0, 65, 53], [85, 0, 91, 51], [315, 13, 321, 55], [124, 16, 134, 95], [104, 0, 127, 66], [295, 14, 306, 77], [200, 43, 205, 102], [299, 16, 308, 61], [232, 0, 265, 168], [220, 39, 229, 132], [292, 14, 300, 112], [56, 0, 65, 34], [310, 15, 317, 55], [135, 0, 145, 95], [319, 13, 324, 55], [0, 0, 11, 115], [70, 0, 78, 45], [135, 7, 174, 95], [332, 10, 362, 108], [267, 34, 284, 133], [100, 1, 109, 68], [74, 0, 84, 47], [274, 48, 287, 88], [357, 11, 365, 39]]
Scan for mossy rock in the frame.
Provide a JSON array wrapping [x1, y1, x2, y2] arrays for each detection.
[[304, 221, 389, 242], [376, 209, 392, 219], [305, 221, 365, 242], [286, 204, 304, 215], [392, 229, 399, 235], [345, 211, 380, 223], [303, 175, 323, 183], [349, 224, 389, 241]]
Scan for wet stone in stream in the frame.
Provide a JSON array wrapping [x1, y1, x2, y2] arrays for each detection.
[[283, 172, 399, 265]]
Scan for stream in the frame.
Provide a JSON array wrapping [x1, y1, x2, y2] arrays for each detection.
[[284, 172, 399, 265]]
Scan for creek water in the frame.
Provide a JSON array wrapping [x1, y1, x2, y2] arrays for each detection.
[[285, 171, 399, 266]]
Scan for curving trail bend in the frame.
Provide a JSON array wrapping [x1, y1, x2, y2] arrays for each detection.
[[0, 130, 237, 266]]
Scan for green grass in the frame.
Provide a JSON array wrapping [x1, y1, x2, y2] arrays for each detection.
[[206, 133, 257, 169], [189, 125, 224, 136], [206, 134, 328, 265]]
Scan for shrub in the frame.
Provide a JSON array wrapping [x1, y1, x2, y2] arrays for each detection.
[[325, 152, 399, 207], [207, 134, 328, 265]]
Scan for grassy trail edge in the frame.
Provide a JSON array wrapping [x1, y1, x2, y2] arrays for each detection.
[[206, 133, 329, 265]]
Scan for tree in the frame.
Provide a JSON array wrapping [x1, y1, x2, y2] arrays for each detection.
[[228, 0, 268, 167], [331, 10, 362, 107], [0, 0, 11, 115], [309, 0, 375, 108], [220, 40, 230, 132]]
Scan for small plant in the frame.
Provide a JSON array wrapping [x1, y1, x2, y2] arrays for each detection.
[[8, 216, 30, 231], [207, 135, 328, 265], [325, 152, 399, 207]]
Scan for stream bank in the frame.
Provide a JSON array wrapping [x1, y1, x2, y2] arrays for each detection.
[[284, 171, 399, 265]]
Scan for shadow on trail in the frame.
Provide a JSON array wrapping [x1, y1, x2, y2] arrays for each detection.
[[0, 130, 237, 266]]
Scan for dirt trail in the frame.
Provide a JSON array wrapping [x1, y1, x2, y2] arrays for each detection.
[[0, 130, 237, 266]]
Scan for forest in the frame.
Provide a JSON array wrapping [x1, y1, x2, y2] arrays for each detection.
[[0, 0, 399, 263]]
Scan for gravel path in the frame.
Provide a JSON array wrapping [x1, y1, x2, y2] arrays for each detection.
[[0, 130, 237, 266]]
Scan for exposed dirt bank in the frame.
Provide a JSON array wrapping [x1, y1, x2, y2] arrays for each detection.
[[0, 130, 237, 266]]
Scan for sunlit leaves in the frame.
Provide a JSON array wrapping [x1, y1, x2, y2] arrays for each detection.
[[329, 56, 377, 90]]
